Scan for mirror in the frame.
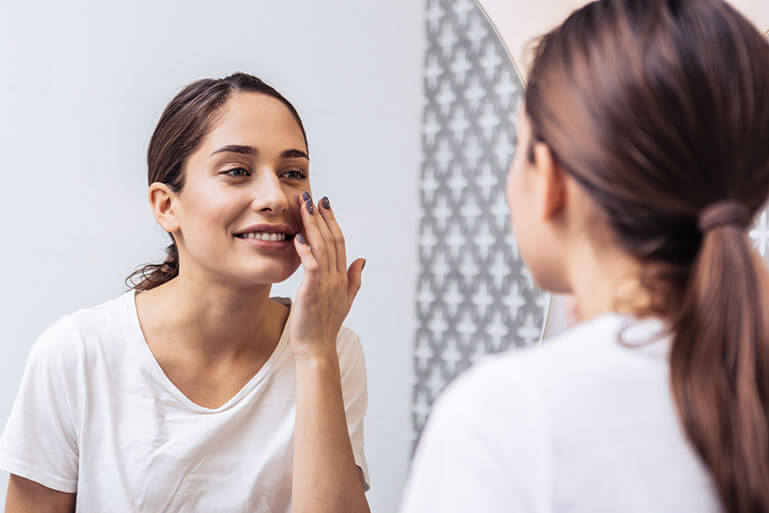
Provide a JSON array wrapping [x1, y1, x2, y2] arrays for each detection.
[[0, 2, 420, 511], [1, 1, 766, 511]]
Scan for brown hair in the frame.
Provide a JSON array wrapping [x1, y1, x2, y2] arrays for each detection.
[[525, 0, 769, 511], [126, 72, 307, 291]]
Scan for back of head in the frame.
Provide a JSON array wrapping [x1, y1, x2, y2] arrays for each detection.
[[525, 1, 769, 511]]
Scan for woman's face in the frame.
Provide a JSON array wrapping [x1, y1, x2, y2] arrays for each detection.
[[170, 92, 308, 286], [506, 108, 538, 269]]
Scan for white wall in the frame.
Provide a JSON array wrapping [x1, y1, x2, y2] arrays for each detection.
[[0, 2, 422, 511]]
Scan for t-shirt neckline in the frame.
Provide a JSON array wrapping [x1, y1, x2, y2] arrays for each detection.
[[124, 289, 292, 414]]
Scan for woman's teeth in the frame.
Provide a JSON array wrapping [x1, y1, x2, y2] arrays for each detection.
[[238, 232, 288, 241]]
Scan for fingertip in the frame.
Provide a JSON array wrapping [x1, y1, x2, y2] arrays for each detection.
[[317, 198, 335, 221], [297, 193, 314, 217], [348, 258, 366, 284], [294, 236, 312, 256]]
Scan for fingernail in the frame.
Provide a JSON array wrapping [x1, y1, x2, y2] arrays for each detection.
[[321, 196, 330, 210], [296, 234, 307, 244], [302, 191, 311, 202], [305, 200, 314, 214], [362, 259, 367, 270]]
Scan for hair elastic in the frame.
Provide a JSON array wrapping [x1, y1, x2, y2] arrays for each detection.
[[698, 201, 751, 232]]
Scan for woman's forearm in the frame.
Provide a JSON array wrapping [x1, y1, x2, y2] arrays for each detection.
[[291, 349, 370, 513]]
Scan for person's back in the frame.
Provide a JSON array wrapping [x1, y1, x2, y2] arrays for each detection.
[[401, 1, 769, 512], [404, 315, 721, 512]]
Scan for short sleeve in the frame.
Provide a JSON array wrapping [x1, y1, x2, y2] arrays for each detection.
[[337, 327, 370, 491], [0, 318, 82, 493], [399, 360, 552, 513]]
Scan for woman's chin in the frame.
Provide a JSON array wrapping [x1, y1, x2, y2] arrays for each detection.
[[231, 263, 300, 287]]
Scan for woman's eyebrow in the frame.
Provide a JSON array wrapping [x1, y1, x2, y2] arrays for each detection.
[[209, 145, 308, 160], [281, 149, 309, 160], [210, 144, 257, 157]]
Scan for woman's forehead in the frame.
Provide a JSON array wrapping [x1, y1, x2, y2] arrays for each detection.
[[203, 93, 307, 154]]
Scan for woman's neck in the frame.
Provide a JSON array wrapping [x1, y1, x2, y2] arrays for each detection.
[[566, 237, 652, 322], [136, 273, 289, 362]]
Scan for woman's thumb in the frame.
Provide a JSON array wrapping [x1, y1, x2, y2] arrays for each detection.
[[347, 258, 366, 304]]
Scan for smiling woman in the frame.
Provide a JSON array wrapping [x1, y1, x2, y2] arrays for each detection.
[[0, 73, 371, 513], [127, 74, 310, 291]]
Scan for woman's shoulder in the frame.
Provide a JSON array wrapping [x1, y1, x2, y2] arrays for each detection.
[[436, 313, 669, 422], [31, 291, 136, 360], [478, 313, 666, 378], [63, 290, 135, 336]]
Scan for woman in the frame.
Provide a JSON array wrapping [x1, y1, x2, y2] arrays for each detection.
[[401, 1, 769, 512], [0, 73, 371, 513]]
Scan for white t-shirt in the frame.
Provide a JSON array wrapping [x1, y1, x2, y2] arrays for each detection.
[[400, 314, 722, 513], [0, 291, 369, 512]]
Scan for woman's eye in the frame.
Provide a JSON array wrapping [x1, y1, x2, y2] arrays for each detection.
[[223, 168, 250, 177], [281, 170, 306, 180]]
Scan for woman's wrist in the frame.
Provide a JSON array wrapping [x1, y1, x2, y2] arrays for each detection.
[[292, 342, 339, 368], [293, 348, 343, 390]]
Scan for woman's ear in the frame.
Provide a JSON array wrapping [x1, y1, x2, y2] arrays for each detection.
[[532, 141, 567, 221], [149, 182, 180, 233]]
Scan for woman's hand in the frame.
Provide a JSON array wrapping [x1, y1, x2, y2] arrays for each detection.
[[289, 192, 371, 512], [290, 192, 365, 360]]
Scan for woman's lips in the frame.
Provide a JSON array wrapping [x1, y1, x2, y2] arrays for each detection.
[[234, 231, 292, 242], [234, 232, 295, 250]]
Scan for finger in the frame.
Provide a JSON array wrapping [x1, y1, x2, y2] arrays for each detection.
[[294, 232, 321, 279], [318, 196, 348, 273], [306, 194, 337, 273], [297, 192, 328, 275], [346, 258, 366, 310]]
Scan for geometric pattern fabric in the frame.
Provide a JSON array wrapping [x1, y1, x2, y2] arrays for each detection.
[[413, 0, 548, 447]]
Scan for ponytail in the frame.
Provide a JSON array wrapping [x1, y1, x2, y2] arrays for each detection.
[[671, 223, 769, 512], [523, 1, 769, 511], [125, 240, 179, 291]]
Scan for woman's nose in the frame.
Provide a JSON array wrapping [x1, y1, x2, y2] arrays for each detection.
[[252, 171, 290, 214]]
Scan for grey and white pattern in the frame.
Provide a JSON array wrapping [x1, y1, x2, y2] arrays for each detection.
[[413, 0, 548, 445]]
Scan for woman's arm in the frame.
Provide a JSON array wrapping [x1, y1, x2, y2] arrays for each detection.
[[289, 194, 370, 513], [5, 475, 75, 513], [294, 352, 369, 513]]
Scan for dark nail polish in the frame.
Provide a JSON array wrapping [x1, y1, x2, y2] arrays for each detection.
[[296, 233, 307, 245], [321, 196, 330, 210], [362, 259, 367, 270], [305, 200, 314, 214], [302, 191, 311, 202]]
